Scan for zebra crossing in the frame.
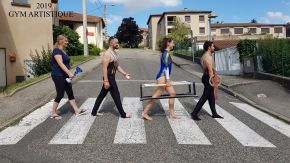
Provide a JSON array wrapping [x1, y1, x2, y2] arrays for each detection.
[[0, 97, 289, 147]]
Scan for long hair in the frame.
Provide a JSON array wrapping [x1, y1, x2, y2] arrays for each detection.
[[54, 35, 67, 49], [159, 37, 173, 52]]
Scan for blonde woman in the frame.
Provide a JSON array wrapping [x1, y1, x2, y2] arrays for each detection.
[[50, 35, 86, 119]]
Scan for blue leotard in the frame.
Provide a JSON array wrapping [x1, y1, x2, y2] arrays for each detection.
[[156, 50, 172, 80]]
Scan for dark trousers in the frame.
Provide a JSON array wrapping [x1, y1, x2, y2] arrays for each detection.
[[191, 73, 218, 116], [52, 75, 75, 103], [91, 76, 126, 118]]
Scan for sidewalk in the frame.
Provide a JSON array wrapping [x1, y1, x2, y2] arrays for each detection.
[[0, 56, 102, 130], [171, 55, 290, 123]]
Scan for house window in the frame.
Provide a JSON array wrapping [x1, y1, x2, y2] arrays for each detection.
[[12, 0, 30, 7], [185, 16, 191, 22], [234, 28, 243, 34], [199, 27, 205, 34], [199, 15, 205, 22], [167, 16, 176, 26], [274, 27, 283, 33], [248, 28, 257, 34], [211, 28, 216, 32], [261, 28, 270, 34], [168, 28, 173, 34], [221, 28, 230, 34]]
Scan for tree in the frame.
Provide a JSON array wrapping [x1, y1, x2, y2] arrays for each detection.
[[53, 25, 83, 56], [168, 17, 191, 42], [115, 17, 143, 48], [250, 19, 258, 23]]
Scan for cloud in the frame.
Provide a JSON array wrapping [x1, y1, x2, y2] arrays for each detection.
[[261, 11, 290, 23], [282, 0, 290, 6], [89, 0, 182, 13]]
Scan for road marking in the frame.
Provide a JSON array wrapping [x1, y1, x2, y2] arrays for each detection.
[[0, 99, 68, 145], [230, 102, 290, 138], [160, 99, 211, 145], [114, 97, 146, 144], [194, 99, 275, 147], [49, 98, 104, 144]]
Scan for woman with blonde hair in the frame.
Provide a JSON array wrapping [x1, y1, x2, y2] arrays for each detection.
[[50, 35, 86, 119]]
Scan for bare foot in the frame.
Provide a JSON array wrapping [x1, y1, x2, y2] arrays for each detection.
[[169, 113, 180, 119], [126, 112, 132, 118], [142, 113, 153, 121]]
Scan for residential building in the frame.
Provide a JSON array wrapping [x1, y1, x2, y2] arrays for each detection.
[[147, 14, 162, 50], [0, 0, 56, 87], [147, 10, 212, 50], [59, 12, 105, 49], [139, 28, 149, 48], [211, 23, 287, 40], [287, 23, 290, 38], [147, 9, 288, 51]]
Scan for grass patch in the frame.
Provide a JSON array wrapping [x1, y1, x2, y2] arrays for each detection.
[[4, 73, 49, 95], [70, 55, 95, 66], [3, 55, 96, 96], [174, 49, 192, 56]]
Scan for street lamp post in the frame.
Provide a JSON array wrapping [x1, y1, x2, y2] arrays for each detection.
[[103, 0, 115, 38], [208, 13, 217, 41]]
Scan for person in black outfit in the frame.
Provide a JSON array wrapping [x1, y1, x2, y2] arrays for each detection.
[[51, 35, 86, 119], [191, 41, 223, 121], [91, 37, 132, 118]]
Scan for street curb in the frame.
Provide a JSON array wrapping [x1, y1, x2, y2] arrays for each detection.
[[0, 57, 102, 131], [3, 56, 98, 97], [173, 60, 290, 124]]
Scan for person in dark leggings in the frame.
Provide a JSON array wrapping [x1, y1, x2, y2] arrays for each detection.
[[191, 41, 223, 121], [91, 37, 132, 118], [50, 35, 86, 119]]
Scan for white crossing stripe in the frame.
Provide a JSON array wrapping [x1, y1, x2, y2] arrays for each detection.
[[49, 98, 103, 144], [0, 99, 68, 145], [230, 102, 290, 138], [114, 97, 146, 144], [160, 99, 211, 145], [194, 99, 275, 147]]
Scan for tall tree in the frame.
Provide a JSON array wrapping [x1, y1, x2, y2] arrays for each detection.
[[168, 17, 191, 42], [115, 17, 143, 48]]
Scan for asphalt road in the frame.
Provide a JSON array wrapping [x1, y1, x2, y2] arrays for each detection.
[[0, 49, 289, 163]]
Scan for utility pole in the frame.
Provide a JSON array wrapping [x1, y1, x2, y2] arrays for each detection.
[[83, 0, 88, 56], [103, 0, 108, 39]]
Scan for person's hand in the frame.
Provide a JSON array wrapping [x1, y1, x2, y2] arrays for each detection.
[[125, 73, 130, 80], [104, 80, 110, 89], [68, 72, 74, 79]]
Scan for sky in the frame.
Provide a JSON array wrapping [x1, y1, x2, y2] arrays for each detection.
[[59, 0, 290, 36]]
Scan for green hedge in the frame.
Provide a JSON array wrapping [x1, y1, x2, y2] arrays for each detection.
[[256, 39, 290, 77], [28, 46, 52, 76], [88, 44, 101, 56]]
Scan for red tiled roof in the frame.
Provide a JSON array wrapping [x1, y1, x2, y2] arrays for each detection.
[[59, 12, 105, 28], [213, 40, 240, 50], [139, 28, 149, 32]]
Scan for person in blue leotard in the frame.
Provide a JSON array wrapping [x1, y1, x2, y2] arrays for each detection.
[[142, 38, 180, 121]]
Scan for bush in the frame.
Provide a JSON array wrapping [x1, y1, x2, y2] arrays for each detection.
[[103, 40, 109, 49], [256, 39, 290, 77], [28, 45, 52, 76], [194, 50, 204, 58], [88, 44, 101, 56], [53, 25, 83, 56], [237, 39, 257, 62]]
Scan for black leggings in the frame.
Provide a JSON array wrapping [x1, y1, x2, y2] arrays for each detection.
[[52, 75, 75, 103], [91, 76, 126, 118], [191, 73, 218, 116]]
